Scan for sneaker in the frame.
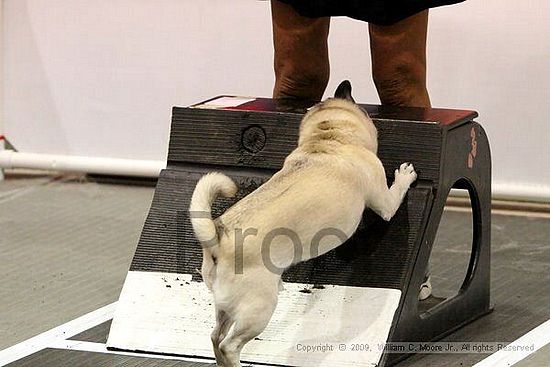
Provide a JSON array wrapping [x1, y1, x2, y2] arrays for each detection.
[[418, 275, 432, 301]]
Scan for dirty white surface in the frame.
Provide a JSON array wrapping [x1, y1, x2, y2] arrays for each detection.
[[108, 271, 401, 367]]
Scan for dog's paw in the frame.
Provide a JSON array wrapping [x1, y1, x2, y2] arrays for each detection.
[[394, 162, 417, 187]]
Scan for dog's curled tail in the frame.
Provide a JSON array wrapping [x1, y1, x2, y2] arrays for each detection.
[[189, 172, 238, 247]]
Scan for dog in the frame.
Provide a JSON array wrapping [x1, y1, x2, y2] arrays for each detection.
[[189, 80, 417, 366]]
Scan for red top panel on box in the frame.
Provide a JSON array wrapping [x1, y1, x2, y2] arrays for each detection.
[[192, 96, 478, 127]]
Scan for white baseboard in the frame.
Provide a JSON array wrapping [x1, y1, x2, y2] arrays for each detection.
[[1, 151, 549, 203]]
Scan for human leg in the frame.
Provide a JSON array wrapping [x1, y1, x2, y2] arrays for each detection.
[[271, 0, 331, 101], [369, 10, 431, 107]]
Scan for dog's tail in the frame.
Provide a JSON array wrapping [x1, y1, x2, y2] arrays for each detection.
[[189, 172, 238, 247], [189, 172, 237, 289]]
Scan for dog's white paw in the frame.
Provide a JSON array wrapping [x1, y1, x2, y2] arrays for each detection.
[[394, 162, 417, 188]]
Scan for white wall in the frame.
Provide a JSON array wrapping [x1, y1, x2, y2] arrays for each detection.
[[3, 0, 550, 200]]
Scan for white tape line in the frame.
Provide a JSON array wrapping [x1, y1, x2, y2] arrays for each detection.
[[0, 302, 116, 366], [473, 319, 550, 367]]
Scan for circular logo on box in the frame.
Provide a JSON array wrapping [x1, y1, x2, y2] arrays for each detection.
[[241, 126, 266, 153]]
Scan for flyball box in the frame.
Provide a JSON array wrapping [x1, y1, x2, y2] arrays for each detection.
[[107, 96, 492, 367]]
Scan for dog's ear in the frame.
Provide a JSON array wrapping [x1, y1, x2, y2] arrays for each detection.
[[334, 80, 355, 103]]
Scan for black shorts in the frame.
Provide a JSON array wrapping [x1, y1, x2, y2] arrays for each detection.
[[278, 0, 465, 25]]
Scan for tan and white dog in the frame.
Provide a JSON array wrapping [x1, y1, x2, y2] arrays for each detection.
[[189, 81, 417, 367]]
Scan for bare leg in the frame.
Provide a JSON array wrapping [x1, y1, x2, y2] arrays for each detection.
[[369, 10, 431, 107], [211, 309, 233, 366], [271, 0, 330, 101]]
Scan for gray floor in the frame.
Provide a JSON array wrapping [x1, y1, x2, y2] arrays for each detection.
[[0, 174, 152, 350], [1, 173, 549, 366]]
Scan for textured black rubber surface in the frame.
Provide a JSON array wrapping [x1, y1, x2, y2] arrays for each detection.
[[131, 101, 450, 290], [130, 168, 432, 289]]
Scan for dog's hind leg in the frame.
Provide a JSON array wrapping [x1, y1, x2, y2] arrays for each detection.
[[368, 162, 417, 221], [218, 296, 277, 367], [211, 309, 233, 366]]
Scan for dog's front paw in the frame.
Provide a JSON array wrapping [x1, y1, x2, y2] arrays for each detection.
[[394, 162, 417, 188]]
